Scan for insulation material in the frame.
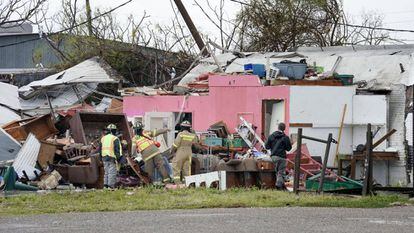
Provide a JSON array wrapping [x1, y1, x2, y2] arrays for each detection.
[[0, 128, 21, 161], [12, 133, 41, 179]]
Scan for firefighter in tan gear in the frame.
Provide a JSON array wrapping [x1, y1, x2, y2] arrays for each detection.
[[100, 124, 122, 188], [170, 121, 199, 184], [133, 122, 172, 183]]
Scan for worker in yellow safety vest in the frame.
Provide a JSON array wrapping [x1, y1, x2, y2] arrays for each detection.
[[170, 121, 199, 184], [133, 122, 172, 183], [100, 124, 122, 188]]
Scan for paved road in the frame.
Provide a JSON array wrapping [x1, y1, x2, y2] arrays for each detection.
[[1, 207, 414, 233]]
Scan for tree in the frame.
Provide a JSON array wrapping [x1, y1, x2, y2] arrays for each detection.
[[41, 0, 196, 88], [0, 0, 47, 28], [235, 0, 347, 51], [346, 11, 395, 46]]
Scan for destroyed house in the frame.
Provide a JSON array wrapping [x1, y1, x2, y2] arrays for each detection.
[[123, 44, 414, 186]]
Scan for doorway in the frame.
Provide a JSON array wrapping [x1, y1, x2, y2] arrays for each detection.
[[262, 100, 285, 138]]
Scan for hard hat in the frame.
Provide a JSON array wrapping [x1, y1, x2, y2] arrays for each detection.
[[107, 124, 117, 130], [134, 122, 144, 130], [180, 120, 191, 128]]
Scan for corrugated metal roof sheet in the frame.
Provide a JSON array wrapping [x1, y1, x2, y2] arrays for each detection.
[[0, 82, 21, 110], [20, 56, 120, 90], [0, 128, 21, 161], [12, 133, 41, 179], [0, 106, 21, 126], [20, 83, 97, 115]]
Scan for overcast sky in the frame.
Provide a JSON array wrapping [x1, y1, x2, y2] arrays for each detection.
[[47, 0, 414, 43]]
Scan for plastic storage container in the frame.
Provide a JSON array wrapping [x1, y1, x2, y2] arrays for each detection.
[[273, 62, 307, 79], [335, 74, 354, 85], [244, 63, 266, 78], [204, 137, 223, 147]]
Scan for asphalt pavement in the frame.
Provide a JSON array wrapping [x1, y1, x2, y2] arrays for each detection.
[[1, 206, 414, 233]]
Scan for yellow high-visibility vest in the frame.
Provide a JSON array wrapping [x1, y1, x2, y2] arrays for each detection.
[[101, 134, 118, 158], [180, 134, 195, 141], [135, 133, 155, 153]]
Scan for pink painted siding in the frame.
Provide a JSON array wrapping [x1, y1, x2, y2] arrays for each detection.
[[123, 75, 290, 135]]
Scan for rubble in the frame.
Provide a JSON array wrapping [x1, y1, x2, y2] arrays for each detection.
[[1, 45, 413, 196], [2, 114, 58, 141]]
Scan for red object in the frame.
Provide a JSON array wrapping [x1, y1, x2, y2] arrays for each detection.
[[196, 73, 210, 81], [154, 141, 161, 147]]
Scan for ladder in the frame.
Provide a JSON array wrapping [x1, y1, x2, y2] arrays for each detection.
[[236, 116, 267, 152]]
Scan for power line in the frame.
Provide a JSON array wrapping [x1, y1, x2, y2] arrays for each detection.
[[0, 0, 133, 48], [228, 0, 414, 33]]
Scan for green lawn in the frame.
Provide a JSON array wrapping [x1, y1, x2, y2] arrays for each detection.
[[0, 188, 412, 216]]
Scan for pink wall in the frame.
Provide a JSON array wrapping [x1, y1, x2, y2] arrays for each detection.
[[123, 75, 290, 135]]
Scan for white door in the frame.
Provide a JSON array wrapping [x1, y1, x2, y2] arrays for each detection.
[[269, 100, 285, 133], [144, 112, 175, 150]]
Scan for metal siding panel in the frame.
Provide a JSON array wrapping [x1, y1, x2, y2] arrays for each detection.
[[21, 57, 118, 88], [0, 128, 21, 161], [0, 34, 61, 68], [12, 133, 41, 178]]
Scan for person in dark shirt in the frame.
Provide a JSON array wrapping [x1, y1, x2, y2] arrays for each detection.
[[265, 123, 292, 190]]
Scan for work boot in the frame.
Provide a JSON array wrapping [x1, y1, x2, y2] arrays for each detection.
[[162, 177, 174, 184]]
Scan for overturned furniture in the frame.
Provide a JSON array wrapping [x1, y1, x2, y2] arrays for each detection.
[[2, 114, 58, 141], [185, 158, 276, 190], [53, 155, 102, 188], [69, 112, 132, 151]]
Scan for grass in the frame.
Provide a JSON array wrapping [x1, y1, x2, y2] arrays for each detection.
[[0, 188, 412, 216]]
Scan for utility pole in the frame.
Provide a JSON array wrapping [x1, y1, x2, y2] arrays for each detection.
[[173, 0, 210, 57], [85, 0, 93, 36]]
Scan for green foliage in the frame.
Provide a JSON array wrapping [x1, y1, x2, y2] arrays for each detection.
[[0, 188, 411, 216]]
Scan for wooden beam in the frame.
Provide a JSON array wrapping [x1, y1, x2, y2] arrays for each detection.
[[373, 129, 397, 149], [289, 123, 313, 128]]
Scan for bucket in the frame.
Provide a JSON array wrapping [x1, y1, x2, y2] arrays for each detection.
[[274, 62, 307, 79], [335, 74, 354, 85]]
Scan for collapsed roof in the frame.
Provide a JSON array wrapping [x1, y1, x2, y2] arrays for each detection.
[[179, 44, 414, 90], [18, 57, 122, 115]]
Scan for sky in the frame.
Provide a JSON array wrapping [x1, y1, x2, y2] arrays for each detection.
[[46, 0, 414, 44]]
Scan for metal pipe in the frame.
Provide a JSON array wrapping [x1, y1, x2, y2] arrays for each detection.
[[362, 124, 373, 196], [317, 133, 333, 194], [173, 0, 209, 56], [294, 128, 302, 194], [302, 135, 328, 144]]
